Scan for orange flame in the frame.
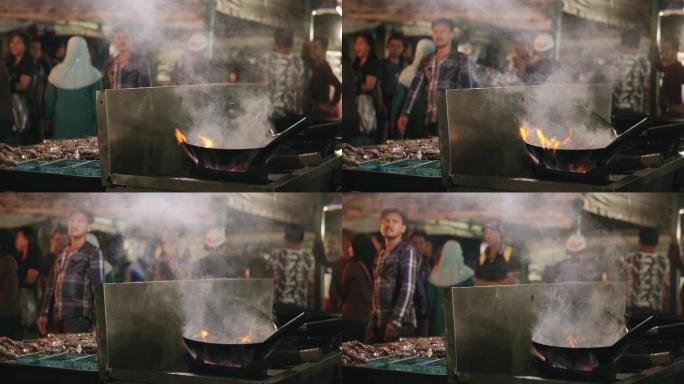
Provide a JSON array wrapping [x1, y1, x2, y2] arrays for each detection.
[[519, 125, 529, 142], [238, 330, 253, 344], [199, 329, 209, 341], [174, 128, 187, 145], [519, 123, 573, 150], [565, 332, 578, 348], [197, 134, 214, 148]]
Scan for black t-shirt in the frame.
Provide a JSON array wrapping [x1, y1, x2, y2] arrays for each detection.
[[379, 57, 406, 102], [6, 54, 34, 94], [660, 61, 684, 112], [352, 57, 380, 96], [475, 246, 519, 281], [15, 251, 40, 288]]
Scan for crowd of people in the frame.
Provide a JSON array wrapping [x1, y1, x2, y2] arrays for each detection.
[[345, 18, 684, 145], [0, 205, 322, 340], [0, 25, 342, 146], [336, 209, 684, 344]]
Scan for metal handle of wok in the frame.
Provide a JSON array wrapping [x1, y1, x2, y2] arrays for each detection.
[[604, 117, 650, 152], [261, 312, 309, 347], [266, 117, 309, 149], [611, 315, 656, 351]]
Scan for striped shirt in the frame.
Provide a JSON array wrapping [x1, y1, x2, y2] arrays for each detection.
[[371, 241, 418, 329], [401, 50, 477, 125], [41, 241, 104, 323]]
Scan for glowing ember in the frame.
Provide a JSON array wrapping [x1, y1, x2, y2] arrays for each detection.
[[174, 128, 187, 145], [197, 134, 214, 148], [199, 329, 209, 341], [238, 330, 253, 344]]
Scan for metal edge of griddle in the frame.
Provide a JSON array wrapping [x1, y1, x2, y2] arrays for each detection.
[[342, 365, 448, 384], [105, 351, 341, 384], [438, 90, 452, 188], [340, 168, 444, 192], [106, 156, 341, 192], [609, 154, 684, 191], [0, 360, 101, 383]]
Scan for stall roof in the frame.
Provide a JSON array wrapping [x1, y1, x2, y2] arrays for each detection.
[[343, 193, 674, 231], [0, 0, 210, 29], [345, 0, 556, 31], [0, 193, 318, 229]]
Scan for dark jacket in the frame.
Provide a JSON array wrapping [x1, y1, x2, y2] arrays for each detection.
[[341, 260, 373, 322]]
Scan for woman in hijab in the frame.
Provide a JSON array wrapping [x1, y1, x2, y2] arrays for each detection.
[[45, 36, 103, 138], [341, 234, 376, 342], [390, 39, 435, 139], [426, 240, 474, 336]]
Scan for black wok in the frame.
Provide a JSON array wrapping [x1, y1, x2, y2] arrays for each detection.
[[522, 117, 651, 174], [530, 315, 655, 379], [182, 117, 309, 173], [182, 311, 308, 376]]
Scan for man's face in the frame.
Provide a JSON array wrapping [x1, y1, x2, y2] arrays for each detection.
[[432, 23, 453, 49], [380, 212, 407, 240], [30, 41, 42, 59], [68, 212, 91, 240], [483, 228, 502, 246], [410, 236, 429, 257], [354, 37, 369, 60], [9, 36, 25, 58], [15, 231, 28, 252], [660, 40, 677, 65], [387, 39, 403, 59], [50, 232, 67, 254], [114, 30, 131, 53]]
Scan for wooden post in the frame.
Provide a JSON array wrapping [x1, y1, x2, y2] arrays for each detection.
[[552, 0, 563, 60]]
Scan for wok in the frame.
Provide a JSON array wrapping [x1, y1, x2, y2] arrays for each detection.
[[522, 117, 651, 174], [530, 315, 655, 379], [181, 301, 308, 376], [182, 117, 309, 173]]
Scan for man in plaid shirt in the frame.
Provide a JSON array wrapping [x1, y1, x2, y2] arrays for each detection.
[[37, 209, 104, 335], [366, 209, 418, 343], [397, 18, 477, 137]]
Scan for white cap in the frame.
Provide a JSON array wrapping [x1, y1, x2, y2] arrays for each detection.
[[188, 33, 209, 52], [566, 233, 587, 253], [205, 227, 226, 248], [533, 33, 554, 53]]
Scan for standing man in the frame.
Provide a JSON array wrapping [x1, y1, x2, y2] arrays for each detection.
[[409, 230, 432, 336], [657, 36, 684, 117], [623, 227, 669, 314], [397, 19, 477, 137], [474, 221, 519, 286], [105, 26, 152, 89], [379, 33, 407, 138], [37, 209, 104, 335], [268, 224, 315, 321], [606, 29, 650, 116], [260, 28, 304, 120], [367, 209, 418, 343]]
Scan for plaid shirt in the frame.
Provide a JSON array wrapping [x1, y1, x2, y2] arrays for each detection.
[[402, 51, 477, 125], [41, 241, 104, 323], [371, 241, 418, 329]]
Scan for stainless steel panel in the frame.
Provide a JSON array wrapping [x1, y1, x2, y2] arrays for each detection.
[[438, 84, 612, 180], [444, 282, 625, 378], [95, 278, 273, 377], [96, 84, 267, 180]]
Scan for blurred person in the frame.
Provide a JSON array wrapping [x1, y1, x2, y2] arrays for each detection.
[[104, 26, 151, 89], [39, 226, 67, 296], [605, 29, 650, 116], [150, 227, 185, 281], [342, 41, 358, 142], [341, 234, 376, 341], [525, 33, 555, 84], [37, 209, 104, 335], [29, 38, 51, 139], [45, 36, 103, 138], [397, 19, 477, 137], [657, 36, 684, 117], [6, 33, 35, 144], [506, 34, 530, 79], [379, 33, 407, 138], [474, 221, 519, 286], [352, 34, 382, 145], [0, 230, 20, 338], [48, 39, 67, 68], [14, 227, 41, 338], [366, 209, 418, 343], [268, 224, 315, 321], [542, 233, 608, 283], [623, 227, 669, 314], [426, 240, 474, 336], [0, 62, 12, 143], [409, 230, 432, 336], [259, 28, 304, 119], [307, 39, 341, 119], [390, 39, 435, 139], [171, 33, 217, 85], [198, 227, 243, 278]]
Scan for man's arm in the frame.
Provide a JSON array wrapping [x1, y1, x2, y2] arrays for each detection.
[[401, 60, 428, 117], [389, 247, 417, 328]]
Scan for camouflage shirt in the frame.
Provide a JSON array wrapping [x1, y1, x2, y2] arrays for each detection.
[[623, 251, 669, 311], [608, 53, 649, 112], [259, 52, 304, 117], [268, 248, 315, 308]]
